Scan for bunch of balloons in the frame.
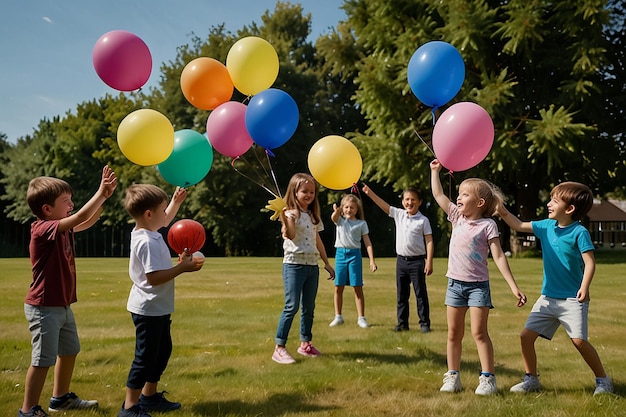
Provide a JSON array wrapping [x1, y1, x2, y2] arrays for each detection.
[[407, 41, 493, 171], [199, 36, 299, 157]]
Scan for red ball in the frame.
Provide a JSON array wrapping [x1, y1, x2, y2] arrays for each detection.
[[167, 219, 206, 254]]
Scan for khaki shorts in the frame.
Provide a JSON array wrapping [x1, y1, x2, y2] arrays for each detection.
[[524, 295, 588, 340], [24, 304, 80, 367]]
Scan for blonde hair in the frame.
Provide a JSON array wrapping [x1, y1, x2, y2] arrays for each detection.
[[27, 177, 73, 219], [460, 178, 504, 218], [551, 182, 593, 221], [340, 194, 365, 220], [124, 184, 169, 219], [284, 173, 321, 224]]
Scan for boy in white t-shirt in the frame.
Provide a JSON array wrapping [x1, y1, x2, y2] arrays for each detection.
[[119, 184, 204, 417]]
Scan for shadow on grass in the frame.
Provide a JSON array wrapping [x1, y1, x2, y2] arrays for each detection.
[[191, 393, 336, 416]]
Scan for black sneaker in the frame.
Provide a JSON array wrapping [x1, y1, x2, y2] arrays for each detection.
[[18, 405, 50, 417], [48, 392, 98, 412], [394, 325, 409, 332], [118, 403, 152, 417], [139, 392, 181, 412]]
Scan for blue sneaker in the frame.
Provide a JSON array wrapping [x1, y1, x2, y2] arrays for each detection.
[[118, 403, 152, 417]]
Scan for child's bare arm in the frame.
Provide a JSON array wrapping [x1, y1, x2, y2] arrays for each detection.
[[331, 203, 341, 224], [59, 165, 117, 232], [164, 187, 188, 227], [496, 204, 534, 233], [429, 160, 451, 214], [490, 238, 527, 307], [361, 184, 391, 215], [363, 234, 377, 272], [146, 251, 204, 286]]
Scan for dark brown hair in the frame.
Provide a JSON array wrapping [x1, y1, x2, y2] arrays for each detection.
[[27, 177, 73, 219]]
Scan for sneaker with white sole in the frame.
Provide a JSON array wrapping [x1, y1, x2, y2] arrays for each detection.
[[594, 376, 614, 395], [329, 315, 344, 327], [440, 371, 462, 392], [475, 374, 497, 395], [297, 343, 322, 357], [48, 392, 97, 412], [357, 317, 369, 328], [272, 346, 296, 364], [510, 374, 542, 393]]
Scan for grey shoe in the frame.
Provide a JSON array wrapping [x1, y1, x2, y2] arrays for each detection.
[[594, 376, 614, 395], [48, 392, 97, 412], [18, 405, 50, 417], [510, 374, 541, 393]]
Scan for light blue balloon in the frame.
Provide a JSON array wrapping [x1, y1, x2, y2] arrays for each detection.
[[245, 88, 299, 149], [158, 129, 213, 187], [407, 41, 465, 108]]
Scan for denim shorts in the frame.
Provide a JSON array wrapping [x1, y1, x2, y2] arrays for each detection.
[[24, 304, 80, 367], [444, 278, 493, 308]]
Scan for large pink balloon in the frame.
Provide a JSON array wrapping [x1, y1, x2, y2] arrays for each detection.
[[92, 30, 152, 91], [432, 102, 494, 172], [206, 101, 253, 158]]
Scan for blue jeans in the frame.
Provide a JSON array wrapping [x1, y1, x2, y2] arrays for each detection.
[[275, 264, 319, 346], [126, 313, 172, 389], [396, 256, 430, 329]]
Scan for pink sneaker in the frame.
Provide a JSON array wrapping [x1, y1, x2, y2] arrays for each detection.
[[272, 346, 295, 364], [297, 343, 322, 357]]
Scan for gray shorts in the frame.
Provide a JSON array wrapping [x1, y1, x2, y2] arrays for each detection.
[[524, 295, 588, 340], [24, 304, 80, 367]]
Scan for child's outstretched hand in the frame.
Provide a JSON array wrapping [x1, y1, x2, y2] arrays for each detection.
[[172, 187, 188, 204], [430, 159, 442, 172], [100, 165, 117, 198]]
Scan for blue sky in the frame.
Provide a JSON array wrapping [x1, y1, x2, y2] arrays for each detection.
[[0, 1, 346, 143]]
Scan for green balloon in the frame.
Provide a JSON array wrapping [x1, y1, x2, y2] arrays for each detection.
[[158, 129, 213, 187]]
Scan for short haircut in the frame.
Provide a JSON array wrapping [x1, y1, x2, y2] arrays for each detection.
[[551, 182, 593, 221], [124, 184, 169, 219], [403, 187, 423, 200], [27, 177, 73, 219]]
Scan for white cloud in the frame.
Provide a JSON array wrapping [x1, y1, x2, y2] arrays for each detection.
[[42, 16, 53, 24]]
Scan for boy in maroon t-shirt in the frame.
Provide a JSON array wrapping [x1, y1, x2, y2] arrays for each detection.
[[18, 166, 116, 417]]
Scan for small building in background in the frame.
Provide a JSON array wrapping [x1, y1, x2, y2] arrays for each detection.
[[587, 199, 626, 249]]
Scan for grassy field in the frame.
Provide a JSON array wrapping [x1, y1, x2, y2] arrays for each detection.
[[1, 255, 624, 417]]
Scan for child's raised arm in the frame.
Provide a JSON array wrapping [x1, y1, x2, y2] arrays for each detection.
[[496, 204, 534, 234], [362, 184, 390, 215], [430, 159, 452, 215], [164, 187, 188, 227], [331, 203, 342, 224], [59, 165, 117, 232]]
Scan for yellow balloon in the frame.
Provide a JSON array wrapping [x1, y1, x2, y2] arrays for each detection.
[[226, 37, 279, 96], [117, 109, 174, 166], [308, 135, 362, 190]]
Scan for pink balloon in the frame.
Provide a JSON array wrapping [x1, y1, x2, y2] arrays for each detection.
[[432, 102, 494, 171], [206, 101, 253, 158], [92, 30, 152, 91]]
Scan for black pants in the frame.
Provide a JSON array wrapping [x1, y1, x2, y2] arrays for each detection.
[[126, 313, 172, 389], [396, 256, 430, 328]]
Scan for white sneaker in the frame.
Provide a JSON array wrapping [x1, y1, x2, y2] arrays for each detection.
[[329, 315, 344, 327], [594, 376, 614, 395], [510, 374, 541, 393], [475, 374, 497, 395], [272, 346, 295, 364], [440, 371, 462, 393], [357, 317, 369, 328]]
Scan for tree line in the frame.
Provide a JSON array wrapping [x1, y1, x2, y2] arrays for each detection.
[[1, 1, 624, 258]]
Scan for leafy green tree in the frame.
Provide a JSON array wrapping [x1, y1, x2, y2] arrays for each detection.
[[322, 0, 624, 230]]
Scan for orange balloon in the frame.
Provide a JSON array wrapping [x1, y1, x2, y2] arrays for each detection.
[[180, 57, 234, 110]]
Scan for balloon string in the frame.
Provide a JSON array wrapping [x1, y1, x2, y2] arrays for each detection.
[[447, 170, 455, 198], [265, 149, 283, 199], [231, 156, 279, 199], [413, 129, 436, 158], [431, 106, 438, 126]]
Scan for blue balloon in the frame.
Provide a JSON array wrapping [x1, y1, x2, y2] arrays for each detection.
[[245, 88, 299, 149], [407, 41, 465, 108], [158, 129, 213, 187]]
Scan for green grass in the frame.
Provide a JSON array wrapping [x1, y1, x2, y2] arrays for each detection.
[[1, 256, 624, 416]]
